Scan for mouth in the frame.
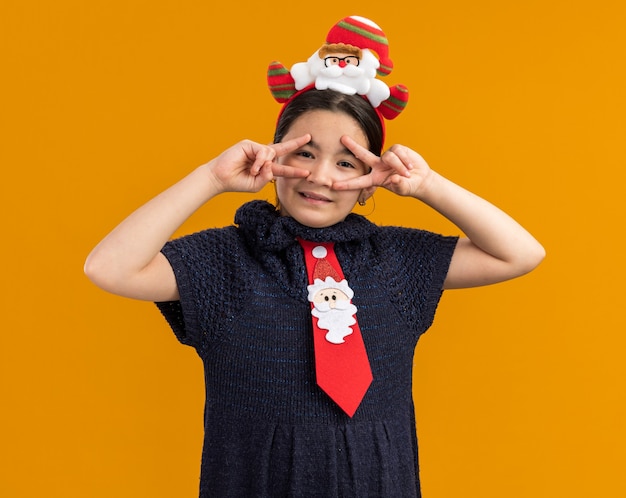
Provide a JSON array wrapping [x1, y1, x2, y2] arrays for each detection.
[[300, 191, 332, 203]]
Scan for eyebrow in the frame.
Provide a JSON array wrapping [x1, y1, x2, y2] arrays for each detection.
[[306, 138, 358, 158]]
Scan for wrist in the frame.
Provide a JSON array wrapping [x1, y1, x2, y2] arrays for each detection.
[[195, 160, 226, 198], [412, 169, 441, 202]]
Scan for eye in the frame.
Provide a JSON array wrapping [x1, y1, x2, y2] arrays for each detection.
[[337, 160, 356, 169], [296, 150, 314, 159]]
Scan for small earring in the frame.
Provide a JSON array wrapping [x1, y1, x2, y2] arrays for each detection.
[[358, 198, 367, 206]]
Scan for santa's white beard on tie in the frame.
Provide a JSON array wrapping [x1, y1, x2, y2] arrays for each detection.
[[311, 301, 358, 344]]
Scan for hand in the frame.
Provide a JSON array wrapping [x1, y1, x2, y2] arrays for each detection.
[[333, 136, 433, 198], [333, 137, 545, 290], [205, 135, 311, 193]]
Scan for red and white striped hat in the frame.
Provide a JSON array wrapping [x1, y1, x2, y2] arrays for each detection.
[[325, 16, 394, 76]]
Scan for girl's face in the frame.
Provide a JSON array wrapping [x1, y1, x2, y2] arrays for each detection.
[[275, 110, 372, 228]]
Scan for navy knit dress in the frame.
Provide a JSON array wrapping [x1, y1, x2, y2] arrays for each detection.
[[156, 200, 458, 497]]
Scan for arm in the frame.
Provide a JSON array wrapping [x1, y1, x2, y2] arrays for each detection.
[[336, 138, 546, 289], [84, 136, 311, 302], [413, 170, 546, 288]]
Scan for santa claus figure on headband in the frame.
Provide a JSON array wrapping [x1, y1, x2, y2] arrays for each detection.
[[267, 15, 409, 120], [291, 39, 391, 108]]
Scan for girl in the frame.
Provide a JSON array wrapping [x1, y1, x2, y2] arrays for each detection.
[[85, 20, 544, 498]]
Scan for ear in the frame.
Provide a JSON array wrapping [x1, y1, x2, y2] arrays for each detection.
[[360, 186, 377, 203]]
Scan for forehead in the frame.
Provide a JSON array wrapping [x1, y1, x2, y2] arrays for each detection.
[[286, 110, 368, 145]]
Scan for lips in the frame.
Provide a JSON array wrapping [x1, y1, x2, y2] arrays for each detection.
[[300, 191, 331, 203]]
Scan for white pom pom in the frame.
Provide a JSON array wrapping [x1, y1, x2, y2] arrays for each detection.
[[312, 246, 328, 259]]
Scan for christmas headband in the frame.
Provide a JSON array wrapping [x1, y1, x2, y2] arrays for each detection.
[[267, 15, 409, 125]]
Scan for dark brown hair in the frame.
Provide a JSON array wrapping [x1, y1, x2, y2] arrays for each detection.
[[273, 89, 384, 156]]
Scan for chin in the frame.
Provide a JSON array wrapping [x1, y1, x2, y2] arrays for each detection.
[[280, 209, 344, 229], [302, 219, 340, 228]]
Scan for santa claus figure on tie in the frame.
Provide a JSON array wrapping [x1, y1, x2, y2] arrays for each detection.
[[306, 245, 358, 345]]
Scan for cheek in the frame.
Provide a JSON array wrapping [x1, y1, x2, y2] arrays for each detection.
[[345, 190, 362, 205], [274, 178, 295, 201]]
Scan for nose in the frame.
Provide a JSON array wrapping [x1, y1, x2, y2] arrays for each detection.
[[306, 160, 333, 187], [338, 60, 346, 68]]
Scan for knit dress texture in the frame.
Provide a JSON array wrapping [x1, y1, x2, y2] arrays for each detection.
[[156, 200, 458, 497]]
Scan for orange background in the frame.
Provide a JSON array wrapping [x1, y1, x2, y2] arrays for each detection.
[[2, 1, 625, 497]]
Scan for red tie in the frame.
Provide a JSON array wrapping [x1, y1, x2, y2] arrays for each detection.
[[298, 238, 373, 417]]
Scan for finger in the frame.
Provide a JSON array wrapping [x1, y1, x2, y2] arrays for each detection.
[[381, 148, 412, 178], [332, 174, 376, 191], [388, 144, 416, 171], [270, 134, 311, 157], [250, 145, 276, 176], [271, 163, 309, 178], [341, 135, 381, 170], [255, 161, 275, 185]]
